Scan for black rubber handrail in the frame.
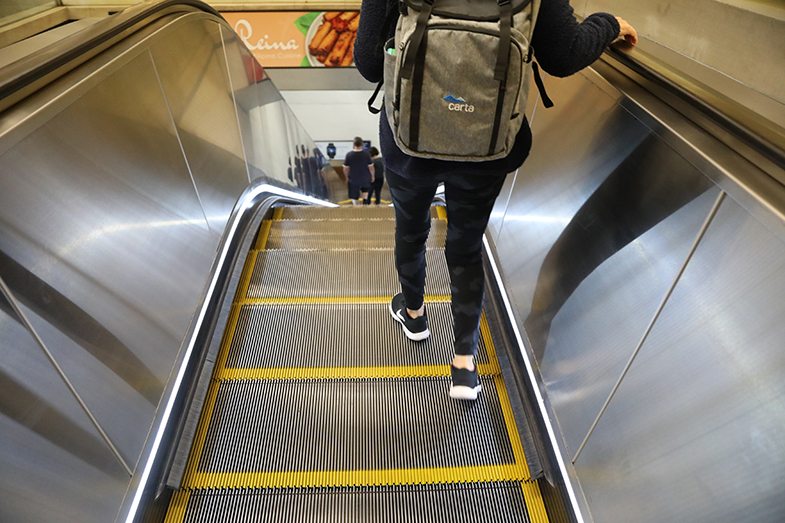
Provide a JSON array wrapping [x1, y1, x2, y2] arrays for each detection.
[[0, 0, 222, 102]]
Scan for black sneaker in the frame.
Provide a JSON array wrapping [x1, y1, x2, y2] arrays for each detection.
[[449, 364, 482, 400], [389, 293, 430, 341]]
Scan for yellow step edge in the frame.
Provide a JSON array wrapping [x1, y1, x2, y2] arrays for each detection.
[[184, 463, 528, 490], [214, 304, 242, 372], [233, 250, 259, 303], [495, 374, 530, 479], [254, 219, 274, 250], [436, 205, 447, 221], [479, 311, 498, 363], [180, 378, 221, 489], [162, 490, 190, 523], [521, 480, 550, 523], [272, 207, 284, 220], [178, 304, 241, 488], [238, 295, 453, 306], [216, 362, 500, 381]]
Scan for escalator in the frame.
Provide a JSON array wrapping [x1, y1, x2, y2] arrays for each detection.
[[4, 2, 785, 523], [163, 204, 548, 522]]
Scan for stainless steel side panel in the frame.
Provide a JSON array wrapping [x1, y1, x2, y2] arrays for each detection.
[[0, 11, 331, 523], [575, 195, 785, 523], [149, 19, 250, 236], [492, 74, 652, 321], [577, 0, 785, 111], [489, 63, 785, 522], [0, 48, 215, 422], [0, 301, 129, 523]]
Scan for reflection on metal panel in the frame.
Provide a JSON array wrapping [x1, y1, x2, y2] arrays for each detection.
[[488, 169, 516, 238], [0, 5, 335, 521], [491, 58, 785, 523], [527, 135, 718, 454], [575, 196, 785, 523], [150, 19, 249, 237], [493, 73, 651, 323], [0, 49, 215, 385], [0, 305, 128, 523]]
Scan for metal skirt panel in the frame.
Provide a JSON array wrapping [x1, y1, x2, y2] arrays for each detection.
[[246, 250, 451, 298], [179, 482, 532, 523], [224, 302, 492, 370], [265, 219, 447, 250], [197, 377, 515, 473]]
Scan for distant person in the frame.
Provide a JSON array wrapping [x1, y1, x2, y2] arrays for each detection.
[[343, 136, 375, 205], [326, 142, 336, 159], [367, 146, 385, 205], [299, 145, 312, 193], [310, 146, 328, 198]]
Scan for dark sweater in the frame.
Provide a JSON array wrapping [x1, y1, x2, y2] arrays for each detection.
[[354, 0, 620, 179]]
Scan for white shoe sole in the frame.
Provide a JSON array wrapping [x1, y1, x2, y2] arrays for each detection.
[[389, 303, 430, 341], [449, 384, 482, 401]]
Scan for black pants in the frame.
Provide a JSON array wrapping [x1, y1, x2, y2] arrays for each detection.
[[387, 169, 507, 356], [368, 177, 384, 204]]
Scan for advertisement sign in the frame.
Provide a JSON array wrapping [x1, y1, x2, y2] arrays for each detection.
[[222, 11, 360, 68]]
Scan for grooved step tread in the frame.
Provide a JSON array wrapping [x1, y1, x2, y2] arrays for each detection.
[[220, 302, 494, 378], [265, 219, 447, 250], [246, 250, 450, 298], [188, 377, 526, 486], [168, 482, 535, 523], [278, 205, 435, 221]]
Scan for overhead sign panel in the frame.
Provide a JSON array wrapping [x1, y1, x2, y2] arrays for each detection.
[[222, 11, 360, 68]]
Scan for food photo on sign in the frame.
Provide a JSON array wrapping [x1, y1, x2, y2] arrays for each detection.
[[222, 11, 360, 68]]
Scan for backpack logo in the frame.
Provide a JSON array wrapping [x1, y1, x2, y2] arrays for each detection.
[[444, 94, 475, 113]]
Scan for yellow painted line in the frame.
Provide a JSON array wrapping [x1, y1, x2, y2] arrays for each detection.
[[254, 219, 274, 250], [272, 207, 284, 220], [481, 319, 550, 521], [163, 490, 190, 523], [217, 362, 500, 380], [180, 379, 221, 488], [480, 311, 499, 365], [179, 304, 241, 488], [521, 480, 550, 523], [436, 206, 447, 221], [495, 374, 531, 480], [238, 295, 453, 306], [234, 249, 258, 303], [481, 319, 531, 478], [184, 463, 527, 490], [214, 304, 241, 372]]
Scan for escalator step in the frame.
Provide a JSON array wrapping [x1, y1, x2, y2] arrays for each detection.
[[173, 482, 532, 522], [192, 376, 525, 487], [265, 219, 447, 250], [277, 205, 430, 220], [221, 301, 495, 377], [246, 249, 450, 298]]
